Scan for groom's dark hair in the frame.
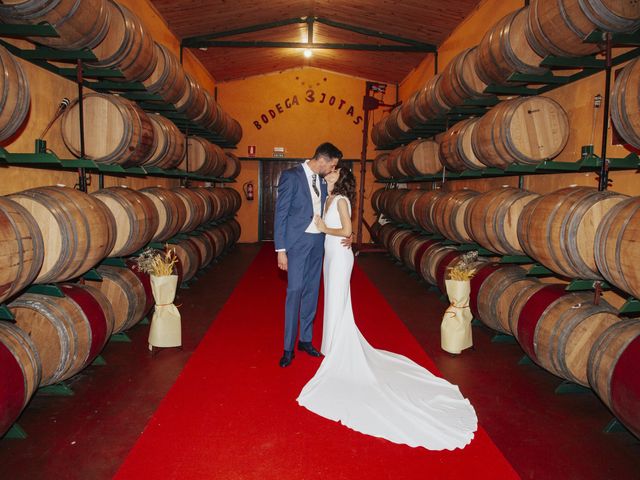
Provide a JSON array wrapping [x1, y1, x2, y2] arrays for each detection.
[[313, 142, 343, 161]]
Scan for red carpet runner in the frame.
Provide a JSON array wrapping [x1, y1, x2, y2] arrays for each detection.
[[115, 244, 518, 479]]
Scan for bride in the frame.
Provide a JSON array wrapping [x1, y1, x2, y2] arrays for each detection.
[[296, 167, 478, 451]]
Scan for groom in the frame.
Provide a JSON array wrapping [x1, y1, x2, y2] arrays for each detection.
[[274, 142, 344, 367]]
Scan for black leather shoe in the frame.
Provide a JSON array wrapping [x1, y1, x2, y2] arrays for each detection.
[[297, 341, 322, 357], [279, 350, 294, 368]]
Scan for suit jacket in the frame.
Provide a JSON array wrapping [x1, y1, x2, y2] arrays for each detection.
[[274, 164, 327, 251]]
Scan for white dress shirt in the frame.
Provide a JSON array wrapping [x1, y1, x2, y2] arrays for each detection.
[[302, 160, 322, 234]]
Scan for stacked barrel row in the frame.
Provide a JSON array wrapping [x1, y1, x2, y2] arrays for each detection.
[[373, 94, 571, 179], [59, 92, 241, 177], [0, 185, 241, 437], [371, 2, 640, 147], [0, 0, 242, 144], [371, 186, 640, 438]]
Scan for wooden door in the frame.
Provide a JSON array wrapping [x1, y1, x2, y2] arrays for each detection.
[[260, 160, 300, 241]]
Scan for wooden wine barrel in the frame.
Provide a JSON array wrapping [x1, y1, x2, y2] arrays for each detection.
[[611, 56, 640, 150], [178, 136, 226, 177], [191, 188, 216, 224], [371, 118, 394, 147], [144, 114, 186, 170], [385, 105, 411, 141], [175, 74, 207, 121], [223, 218, 241, 244], [579, 0, 640, 32], [385, 147, 408, 178], [0, 44, 31, 143], [139, 187, 186, 242], [92, 186, 159, 257], [203, 226, 227, 259], [402, 236, 439, 272], [222, 152, 242, 179], [431, 189, 479, 243], [515, 288, 620, 386], [400, 139, 443, 177], [0, 0, 109, 50], [595, 197, 640, 299], [142, 42, 188, 104], [0, 321, 41, 437], [527, 0, 640, 58], [189, 233, 214, 268], [372, 153, 391, 180], [88, 0, 157, 82], [416, 74, 451, 120], [174, 238, 201, 282], [475, 7, 547, 86], [466, 187, 540, 255], [10, 285, 112, 386], [389, 229, 419, 262], [525, 0, 601, 58], [470, 264, 533, 335], [224, 117, 243, 145], [86, 264, 150, 334], [472, 96, 569, 169], [212, 188, 241, 218], [397, 189, 426, 226], [61, 93, 154, 166], [371, 188, 385, 213], [172, 187, 207, 232], [412, 189, 444, 233], [377, 188, 406, 222], [0, 197, 44, 304], [439, 118, 485, 172], [9, 186, 115, 284], [418, 243, 457, 286], [588, 319, 640, 438], [201, 188, 230, 221], [378, 223, 401, 250], [531, 292, 619, 386], [440, 48, 489, 106], [400, 90, 429, 129], [518, 186, 627, 279], [59, 283, 115, 363], [125, 258, 154, 315]]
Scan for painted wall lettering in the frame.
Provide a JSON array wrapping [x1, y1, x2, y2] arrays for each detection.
[[253, 88, 363, 130]]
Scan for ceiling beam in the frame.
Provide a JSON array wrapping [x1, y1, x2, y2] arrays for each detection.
[[181, 17, 306, 46], [181, 17, 436, 53], [184, 40, 435, 52]]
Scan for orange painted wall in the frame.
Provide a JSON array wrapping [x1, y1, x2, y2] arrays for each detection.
[[217, 67, 397, 243]]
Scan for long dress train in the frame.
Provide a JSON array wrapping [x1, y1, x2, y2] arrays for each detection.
[[297, 195, 477, 450]]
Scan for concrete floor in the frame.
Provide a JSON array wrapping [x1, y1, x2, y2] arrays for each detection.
[[2, 243, 639, 479]]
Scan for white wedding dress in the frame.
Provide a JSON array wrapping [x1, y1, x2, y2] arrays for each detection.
[[297, 195, 478, 450]]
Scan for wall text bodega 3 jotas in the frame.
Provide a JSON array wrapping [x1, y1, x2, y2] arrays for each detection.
[[253, 88, 364, 130]]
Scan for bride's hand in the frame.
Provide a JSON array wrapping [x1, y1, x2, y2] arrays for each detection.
[[314, 214, 326, 232]]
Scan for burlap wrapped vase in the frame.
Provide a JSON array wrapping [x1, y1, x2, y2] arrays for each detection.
[[148, 274, 181, 350], [441, 279, 473, 354]]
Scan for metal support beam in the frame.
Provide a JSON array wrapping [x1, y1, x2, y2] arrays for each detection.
[[307, 16, 314, 44], [182, 16, 436, 52], [182, 17, 306, 46], [182, 40, 434, 52]]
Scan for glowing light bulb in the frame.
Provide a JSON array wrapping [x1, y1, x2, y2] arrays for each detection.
[[303, 48, 313, 58]]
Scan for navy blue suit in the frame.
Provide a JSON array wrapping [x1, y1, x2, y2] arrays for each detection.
[[274, 164, 327, 351]]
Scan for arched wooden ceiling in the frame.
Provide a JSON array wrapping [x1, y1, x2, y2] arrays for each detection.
[[149, 0, 482, 83]]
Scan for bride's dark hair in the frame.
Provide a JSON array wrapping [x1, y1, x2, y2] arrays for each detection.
[[331, 168, 356, 205]]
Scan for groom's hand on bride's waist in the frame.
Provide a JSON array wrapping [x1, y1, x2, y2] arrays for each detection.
[[341, 234, 354, 249], [277, 251, 288, 271]]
